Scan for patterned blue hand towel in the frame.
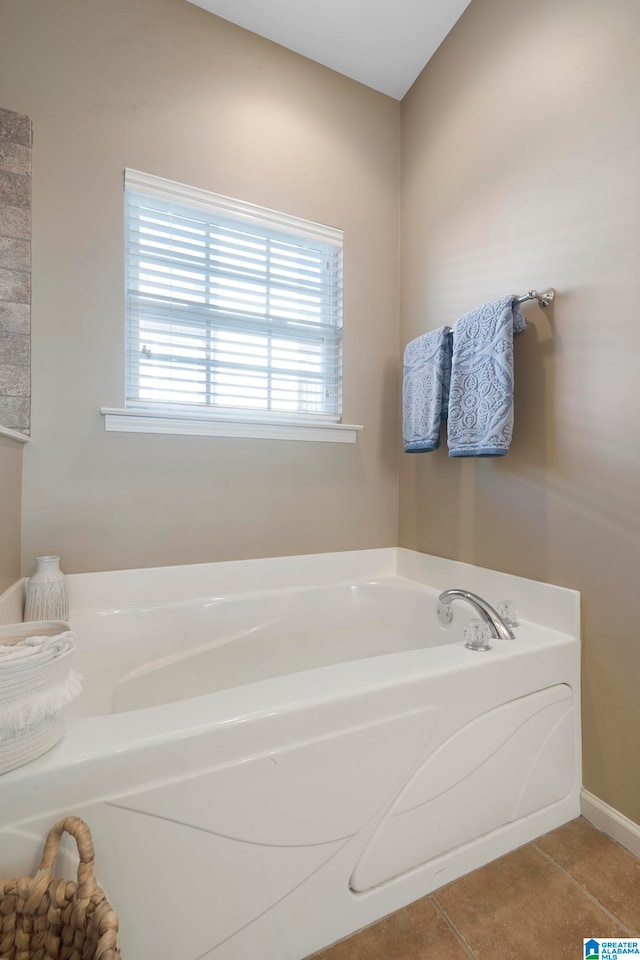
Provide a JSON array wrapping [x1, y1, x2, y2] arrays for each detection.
[[403, 326, 452, 452], [447, 295, 526, 457]]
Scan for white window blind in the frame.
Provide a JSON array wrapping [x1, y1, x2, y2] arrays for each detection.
[[124, 170, 343, 423]]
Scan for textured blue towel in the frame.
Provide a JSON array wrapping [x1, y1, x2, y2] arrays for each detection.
[[447, 295, 526, 457], [403, 326, 452, 452]]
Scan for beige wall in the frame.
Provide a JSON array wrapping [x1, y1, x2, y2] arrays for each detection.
[[0, 0, 401, 574], [0, 437, 22, 593], [400, 0, 640, 821]]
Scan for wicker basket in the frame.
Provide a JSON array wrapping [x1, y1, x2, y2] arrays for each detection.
[[0, 816, 121, 960]]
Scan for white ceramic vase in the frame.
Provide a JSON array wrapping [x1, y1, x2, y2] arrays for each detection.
[[24, 556, 69, 622]]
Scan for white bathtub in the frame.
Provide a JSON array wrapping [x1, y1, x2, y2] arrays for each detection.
[[0, 548, 581, 960]]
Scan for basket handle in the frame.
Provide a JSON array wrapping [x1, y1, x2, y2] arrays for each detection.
[[37, 815, 98, 900]]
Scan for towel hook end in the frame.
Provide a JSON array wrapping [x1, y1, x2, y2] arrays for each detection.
[[517, 288, 556, 309], [536, 288, 555, 308]]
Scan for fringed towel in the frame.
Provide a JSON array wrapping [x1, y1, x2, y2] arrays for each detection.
[[447, 295, 526, 457], [0, 629, 82, 739], [403, 326, 452, 452]]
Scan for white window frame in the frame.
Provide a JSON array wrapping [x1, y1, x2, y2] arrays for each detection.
[[101, 170, 362, 443]]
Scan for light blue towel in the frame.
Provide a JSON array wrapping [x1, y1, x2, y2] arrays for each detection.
[[447, 295, 526, 457], [403, 326, 452, 452]]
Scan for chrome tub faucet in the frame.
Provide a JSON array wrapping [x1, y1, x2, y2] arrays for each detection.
[[437, 589, 516, 642]]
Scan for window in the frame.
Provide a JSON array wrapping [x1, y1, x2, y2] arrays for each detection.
[[101, 170, 361, 442]]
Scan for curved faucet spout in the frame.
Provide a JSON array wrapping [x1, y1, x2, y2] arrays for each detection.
[[438, 589, 516, 640]]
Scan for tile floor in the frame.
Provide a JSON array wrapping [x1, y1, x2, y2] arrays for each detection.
[[311, 818, 640, 959]]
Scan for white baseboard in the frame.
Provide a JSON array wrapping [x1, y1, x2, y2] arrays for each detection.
[[581, 788, 640, 860]]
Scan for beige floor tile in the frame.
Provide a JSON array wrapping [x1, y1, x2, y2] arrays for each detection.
[[536, 817, 640, 933], [433, 843, 626, 959], [310, 896, 471, 960]]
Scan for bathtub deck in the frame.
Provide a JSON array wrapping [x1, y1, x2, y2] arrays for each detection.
[[311, 818, 640, 959]]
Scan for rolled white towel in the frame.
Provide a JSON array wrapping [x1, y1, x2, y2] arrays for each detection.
[[0, 619, 69, 646], [0, 630, 74, 663]]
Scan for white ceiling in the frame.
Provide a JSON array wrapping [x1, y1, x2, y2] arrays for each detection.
[[187, 0, 473, 100]]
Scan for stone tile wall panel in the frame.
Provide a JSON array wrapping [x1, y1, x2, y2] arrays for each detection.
[[0, 107, 31, 434]]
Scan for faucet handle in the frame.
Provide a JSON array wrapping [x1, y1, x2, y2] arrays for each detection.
[[497, 600, 519, 627], [437, 600, 454, 625], [464, 619, 492, 651]]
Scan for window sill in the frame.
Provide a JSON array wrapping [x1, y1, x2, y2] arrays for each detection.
[[100, 408, 363, 444], [0, 424, 29, 443]]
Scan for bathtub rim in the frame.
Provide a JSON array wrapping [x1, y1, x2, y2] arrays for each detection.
[[0, 547, 580, 635]]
